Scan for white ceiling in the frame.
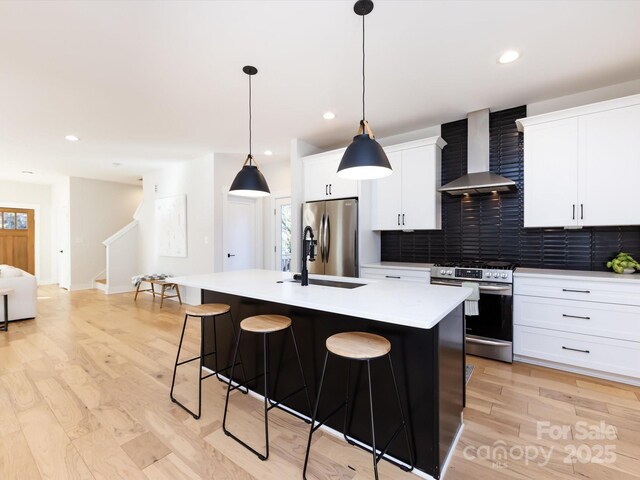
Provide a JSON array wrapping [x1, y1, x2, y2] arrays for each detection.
[[1, 0, 639, 184]]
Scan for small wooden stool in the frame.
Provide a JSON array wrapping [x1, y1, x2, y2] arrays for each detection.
[[134, 278, 182, 308], [222, 314, 312, 461], [0, 288, 12, 332], [303, 332, 414, 479], [170, 303, 247, 419]]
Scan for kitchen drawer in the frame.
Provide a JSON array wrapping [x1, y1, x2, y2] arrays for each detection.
[[514, 325, 640, 378], [514, 295, 640, 342], [360, 267, 429, 283], [514, 276, 640, 306]]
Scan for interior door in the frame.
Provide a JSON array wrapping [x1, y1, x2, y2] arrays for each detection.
[[578, 104, 640, 226], [324, 198, 357, 277], [0, 207, 35, 274], [223, 196, 256, 272], [302, 201, 325, 275]]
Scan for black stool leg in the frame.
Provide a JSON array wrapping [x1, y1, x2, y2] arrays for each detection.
[[366, 359, 379, 480], [303, 351, 329, 480], [389, 353, 415, 471], [216, 311, 248, 394], [289, 326, 313, 418], [169, 314, 189, 407], [342, 360, 353, 445], [262, 333, 270, 460], [222, 328, 242, 435]]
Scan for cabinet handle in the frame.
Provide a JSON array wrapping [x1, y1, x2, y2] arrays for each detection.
[[562, 313, 591, 320], [325, 184, 328, 196], [562, 346, 590, 354], [397, 214, 400, 226], [385, 275, 401, 279], [329, 184, 332, 195], [562, 288, 590, 294], [580, 203, 584, 220], [572, 204, 575, 220], [402, 213, 405, 225]]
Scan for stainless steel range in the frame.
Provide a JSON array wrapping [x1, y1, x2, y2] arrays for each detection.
[[431, 261, 515, 363]]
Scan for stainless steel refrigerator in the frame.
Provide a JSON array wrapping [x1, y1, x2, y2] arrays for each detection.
[[302, 198, 358, 277]]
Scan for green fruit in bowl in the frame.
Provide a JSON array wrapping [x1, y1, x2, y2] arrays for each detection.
[[607, 252, 640, 274]]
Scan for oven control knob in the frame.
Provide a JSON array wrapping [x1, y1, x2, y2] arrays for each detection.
[[493, 272, 500, 278], [501, 272, 508, 279], [447, 270, 453, 275], [485, 272, 491, 278], [440, 269, 446, 275]]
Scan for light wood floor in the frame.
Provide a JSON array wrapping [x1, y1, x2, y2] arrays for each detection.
[[0, 286, 638, 480]]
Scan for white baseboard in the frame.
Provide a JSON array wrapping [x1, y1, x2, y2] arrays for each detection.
[[106, 285, 136, 295], [37, 278, 56, 286], [514, 355, 640, 387], [69, 283, 94, 291]]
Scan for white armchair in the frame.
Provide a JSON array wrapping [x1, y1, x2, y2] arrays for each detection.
[[0, 266, 37, 321]]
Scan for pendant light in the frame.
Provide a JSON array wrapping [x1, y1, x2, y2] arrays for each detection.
[[229, 66, 271, 197], [337, 0, 392, 180]]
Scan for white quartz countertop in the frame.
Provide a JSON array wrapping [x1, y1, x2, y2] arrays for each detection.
[[515, 267, 640, 284], [361, 262, 434, 271], [171, 269, 470, 330]]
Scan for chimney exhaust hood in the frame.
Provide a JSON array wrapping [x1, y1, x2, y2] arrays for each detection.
[[439, 109, 517, 195]]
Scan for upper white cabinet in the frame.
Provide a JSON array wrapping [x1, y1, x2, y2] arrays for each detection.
[[302, 150, 358, 202], [517, 94, 640, 228], [371, 137, 446, 231]]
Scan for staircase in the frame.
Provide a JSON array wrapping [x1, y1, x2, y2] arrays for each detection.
[[97, 202, 142, 294]]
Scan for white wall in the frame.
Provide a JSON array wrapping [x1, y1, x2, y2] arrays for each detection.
[[139, 154, 215, 304], [0, 180, 56, 284], [69, 177, 142, 290], [259, 157, 291, 271]]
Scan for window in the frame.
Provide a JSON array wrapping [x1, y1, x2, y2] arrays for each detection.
[[3, 212, 15, 230], [16, 213, 28, 230]]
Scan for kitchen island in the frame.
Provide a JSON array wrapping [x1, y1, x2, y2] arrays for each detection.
[[172, 270, 470, 479]]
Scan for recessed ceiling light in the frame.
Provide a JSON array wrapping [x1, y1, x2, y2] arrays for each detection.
[[498, 50, 520, 64], [65, 135, 79, 142], [21, 170, 34, 175], [264, 150, 273, 156], [113, 162, 122, 167], [323, 112, 336, 120]]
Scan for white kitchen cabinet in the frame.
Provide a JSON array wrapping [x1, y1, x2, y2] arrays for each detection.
[[517, 94, 640, 228], [514, 268, 640, 386], [360, 263, 431, 283], [521, 118, 579, 227], [302, 150, 358, 202], [578, 104, 640, 226], [370, 137, 445, 231]]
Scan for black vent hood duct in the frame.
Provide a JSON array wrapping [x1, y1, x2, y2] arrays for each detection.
[[439, 109, 517, 195]]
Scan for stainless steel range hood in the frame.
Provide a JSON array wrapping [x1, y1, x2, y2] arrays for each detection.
[[439, 109, 517, 195]]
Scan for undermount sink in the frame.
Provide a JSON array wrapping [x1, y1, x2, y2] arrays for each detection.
[[277, 278, 366, 289]]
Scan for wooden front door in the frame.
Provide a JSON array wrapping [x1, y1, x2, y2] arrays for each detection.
[[0, 207, 35, 274]]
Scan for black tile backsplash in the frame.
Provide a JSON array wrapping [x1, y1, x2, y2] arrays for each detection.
[[380, 105, 640, 271]]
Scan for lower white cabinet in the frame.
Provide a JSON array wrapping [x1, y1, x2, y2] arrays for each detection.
[[514, 269, 640, 385], [360, 265, 430, 283]]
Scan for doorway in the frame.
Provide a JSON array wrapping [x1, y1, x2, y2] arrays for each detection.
[[223, 196, 256, 272], [274, 197, 292, 272], [0, 207, 35, 274]]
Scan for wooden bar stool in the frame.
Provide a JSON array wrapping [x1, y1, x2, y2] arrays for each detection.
[[303, 332, 414, 479], [170, 303, 247, 419], [223, 314, 312, 461]]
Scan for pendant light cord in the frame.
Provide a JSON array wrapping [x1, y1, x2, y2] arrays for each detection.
[[248, 73, 253, 164], [361, 13, 366, 125]]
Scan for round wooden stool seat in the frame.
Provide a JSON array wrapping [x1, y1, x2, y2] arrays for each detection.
[[241, 315, 292, 333], [326, 332, 391, 360], [185, 303, 231, 317]]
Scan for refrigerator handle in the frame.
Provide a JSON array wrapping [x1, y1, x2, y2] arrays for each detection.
[[324, 213, 330, 263], [318, 213, 325, 263]]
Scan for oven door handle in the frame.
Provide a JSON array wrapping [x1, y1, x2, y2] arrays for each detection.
[[431, 279, 512, 293], [467, 336, 512, 347]]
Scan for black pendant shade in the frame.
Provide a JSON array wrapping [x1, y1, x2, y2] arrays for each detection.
[[229, 159, 270, 197], [337, 133, 392, 180], [336, 0, 392, 180], [229, 65, 271, 197]]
